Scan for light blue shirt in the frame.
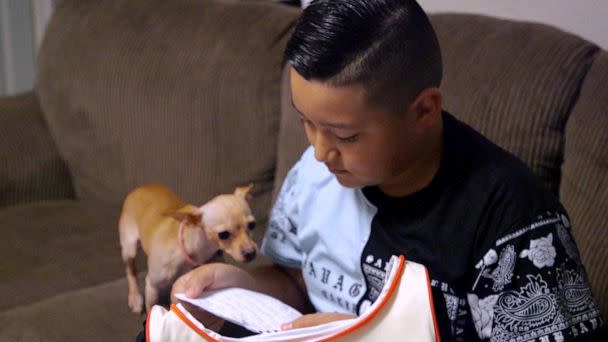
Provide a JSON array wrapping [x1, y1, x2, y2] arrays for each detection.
[[261, 147, 378, 314]]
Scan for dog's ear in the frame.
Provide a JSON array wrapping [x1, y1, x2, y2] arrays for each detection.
[[165, 206, 203, 226], [234, 183, 254, 202]]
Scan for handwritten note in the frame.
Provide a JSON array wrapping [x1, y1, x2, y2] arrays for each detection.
[[175, 288, 303, 334]]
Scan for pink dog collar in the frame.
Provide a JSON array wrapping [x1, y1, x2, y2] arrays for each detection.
[[178, 220, 202, 267]]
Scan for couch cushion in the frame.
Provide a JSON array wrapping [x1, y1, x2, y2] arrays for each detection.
[[0, 277, 144, 342], [36, 0, 300, 224], [0, 91, 74, 206], [0, 200, 143, 311], [560, 51, 608, 318], [431, 14, 599, 194]]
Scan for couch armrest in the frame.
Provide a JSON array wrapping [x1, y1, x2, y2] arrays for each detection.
[[561, 51, 608, 320], [0, 91, 75, 206]]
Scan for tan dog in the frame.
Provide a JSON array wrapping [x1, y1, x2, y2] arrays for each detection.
[[119, 184, 257, 313]]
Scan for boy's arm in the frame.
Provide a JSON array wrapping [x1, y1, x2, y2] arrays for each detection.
[[251, 264, 314, 314], [468, 210, 603, 341], [252, 264, 356, 330], [170, 262, 314, 329]]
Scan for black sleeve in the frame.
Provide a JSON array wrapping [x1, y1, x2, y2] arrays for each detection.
[[135, 319, 146, 342], [467, 210, 603, 341]]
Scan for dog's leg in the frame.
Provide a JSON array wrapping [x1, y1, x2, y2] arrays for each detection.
[[145, 275, 161, 312], [119, 213, 144, 313], [125, 257, 143, 313]]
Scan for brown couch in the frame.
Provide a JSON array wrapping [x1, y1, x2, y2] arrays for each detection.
[[0, 1, 606, 340]]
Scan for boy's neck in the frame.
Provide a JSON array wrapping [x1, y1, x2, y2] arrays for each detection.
[[378, 120, 443, 198]]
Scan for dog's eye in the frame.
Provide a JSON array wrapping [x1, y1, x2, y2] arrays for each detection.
[[218, 231, 231, 240], [247, 221, 256, 231]]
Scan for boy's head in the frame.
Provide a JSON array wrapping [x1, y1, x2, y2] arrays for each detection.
[[286, 0, 444, 195], [285, 0, 442, 112]]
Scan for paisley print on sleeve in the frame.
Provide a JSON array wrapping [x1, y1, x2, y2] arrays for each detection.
[[469, 211, 603, 341]]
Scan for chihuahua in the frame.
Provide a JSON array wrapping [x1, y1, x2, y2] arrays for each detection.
[[119, 184, 257, 313]]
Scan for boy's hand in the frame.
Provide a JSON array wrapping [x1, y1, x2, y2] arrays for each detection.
[[171, 262, 256, 300], [281, 312, 357, 330], [170, 263, 256, 330]]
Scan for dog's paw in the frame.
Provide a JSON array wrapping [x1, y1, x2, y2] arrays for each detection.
[[129, 293, 144, 313]]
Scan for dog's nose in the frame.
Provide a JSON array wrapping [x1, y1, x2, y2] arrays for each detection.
[[244, 250, 256, 262]]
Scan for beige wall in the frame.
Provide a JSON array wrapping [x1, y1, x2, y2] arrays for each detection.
[[418, 0, 608, 49]]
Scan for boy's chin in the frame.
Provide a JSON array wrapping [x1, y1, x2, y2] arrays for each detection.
[[334, 173, 367, 188]]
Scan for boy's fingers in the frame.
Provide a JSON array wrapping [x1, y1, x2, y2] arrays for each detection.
[[172, 263, 253, 301], [171, 266, 211, 300], [183, 267, 214, 298], [170, 273, 190, 302], [185, 282, 205, 298], [283, 313, 356, 330]]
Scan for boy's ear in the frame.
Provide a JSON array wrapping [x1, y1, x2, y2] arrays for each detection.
[[165, 206, 203, 226], [234, 183, 254, 202], [411, 87, 442, 128]]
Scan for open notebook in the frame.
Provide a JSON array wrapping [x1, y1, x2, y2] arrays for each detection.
[[174, 288, 303, 334], [148, 255, 439, 341]]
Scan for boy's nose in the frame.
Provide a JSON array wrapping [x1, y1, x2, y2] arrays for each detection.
[[313, 133, 335, 163]]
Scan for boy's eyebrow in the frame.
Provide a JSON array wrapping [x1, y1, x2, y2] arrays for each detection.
[[290, 98, 356, 130]]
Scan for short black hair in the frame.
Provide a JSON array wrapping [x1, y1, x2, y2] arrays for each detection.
[[285, 0, 442, 111]]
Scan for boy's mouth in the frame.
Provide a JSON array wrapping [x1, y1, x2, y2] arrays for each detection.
[[328, 167, 347, 174]]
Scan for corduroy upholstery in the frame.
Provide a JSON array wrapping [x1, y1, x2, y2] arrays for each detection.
[[560, 51, 608, 316], [0, 92, 74, 207], [433, 14, 598, 195], [0, 1, 605, 340], [0, 200, 131, 311], [36, 0, 299, 226]]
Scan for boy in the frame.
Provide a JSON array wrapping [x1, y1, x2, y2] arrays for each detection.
[[172, 0, 603, 340]]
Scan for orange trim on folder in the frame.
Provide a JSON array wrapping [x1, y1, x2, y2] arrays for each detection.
[[145, 307, 153, 342], [425, 268, 441, 342], [317, 255, 406, 341], [170, 304, 220, 342]]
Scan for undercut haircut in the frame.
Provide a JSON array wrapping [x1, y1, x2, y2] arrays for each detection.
[[285, 0, 443, 112]]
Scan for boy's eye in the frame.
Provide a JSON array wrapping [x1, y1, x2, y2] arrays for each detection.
[[300, 118, 313, 127], [297, 114, 315, 126], [336, 134, 359, 143], [247, 221, 256, 230], [218, 231, 231, 240]]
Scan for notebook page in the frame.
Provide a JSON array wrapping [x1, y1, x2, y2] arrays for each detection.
[[175, 288, 302, 333]]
